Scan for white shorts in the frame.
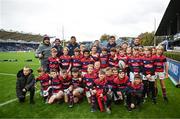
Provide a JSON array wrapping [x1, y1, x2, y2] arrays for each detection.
[[82, 72, 87, 77], [86, 91, 91, 98], [130, 72, 142, 82], [74, 87, 84, 94], [155, 72, 165, 80], [142, 75, 156, 82]]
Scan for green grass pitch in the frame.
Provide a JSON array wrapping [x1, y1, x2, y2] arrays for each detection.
[[0, 52, 180, 118]]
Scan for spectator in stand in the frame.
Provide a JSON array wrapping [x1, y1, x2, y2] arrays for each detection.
[[35, 35, 51, 72], [67, 36, 80, 56], [107, 36, 117, 52], [53, 38, 63, 57]]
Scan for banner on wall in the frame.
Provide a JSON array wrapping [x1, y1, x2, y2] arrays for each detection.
[[167, 58, 180, 87]]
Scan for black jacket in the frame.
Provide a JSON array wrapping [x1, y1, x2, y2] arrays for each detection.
[[16, 69, 35, 97]]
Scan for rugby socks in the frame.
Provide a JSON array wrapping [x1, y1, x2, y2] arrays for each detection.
[[68, 91, 74, 107], [91, 95, 97, 110], [162, 88, 167, 97]]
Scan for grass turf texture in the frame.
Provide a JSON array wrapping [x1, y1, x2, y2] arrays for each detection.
[[0, 52, 180, 118]]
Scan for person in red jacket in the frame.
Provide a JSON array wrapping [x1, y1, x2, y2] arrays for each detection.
[[48, 69, 64, 104], [94, 70, 111, 114], [113, 69, 129, 101], [126, 74, 143, 111], [36, 67, 51, 103], [153, 45, 168, 102], [59, 47, 72, 72], [47, 48, 60, 72], [99, 47, 109, 69]]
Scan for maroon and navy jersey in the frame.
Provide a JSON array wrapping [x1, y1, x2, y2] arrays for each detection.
[[36, 73, 50, 91], [153, 55, 166, 72], [91, 53, 99, 62], [113, 76, 129, 90], [48, 57, 60, 71], [81, 57, 94, 72], [99, 54, 109, 68], [59, 75, 72, 89], [142, 57, 155, 75], [71, 55, 82, 69], [127, 56, 143, 73], [127, 82, 143, 94], [94, 78, 107, 90], [106, 75, 115, 88], [83, 73, 97, 91], [51, 76, 62, 94], [108, 55, 118, 67], [117, 55, 128, 64], [93, 68, 100, 74], [72, 77, 82, 89], [59, 55, 71, 69]]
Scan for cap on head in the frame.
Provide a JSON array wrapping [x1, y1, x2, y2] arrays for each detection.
[[43, 35, 50, 41]]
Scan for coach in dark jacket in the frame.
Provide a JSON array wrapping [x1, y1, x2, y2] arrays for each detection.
[[107, 36, 117, 52], [67, 36, 80, 56], [16, 66, 35, 104]]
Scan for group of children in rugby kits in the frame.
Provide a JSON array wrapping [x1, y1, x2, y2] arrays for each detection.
[[36, 44, 168, 113]]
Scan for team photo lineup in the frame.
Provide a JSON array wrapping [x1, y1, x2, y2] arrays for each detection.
[[16, 35, 169, 114]]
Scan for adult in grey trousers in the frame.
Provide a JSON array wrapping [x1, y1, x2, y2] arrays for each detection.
[[35, 36, 51, 72]]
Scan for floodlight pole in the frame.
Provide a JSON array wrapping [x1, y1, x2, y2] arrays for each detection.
[[154, 18, 157, 46]]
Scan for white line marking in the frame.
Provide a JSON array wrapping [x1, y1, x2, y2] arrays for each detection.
[[0, 73, 16, 76], [0, 90, 40, 107]]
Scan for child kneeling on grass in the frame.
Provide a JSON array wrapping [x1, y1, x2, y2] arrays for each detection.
[[126, 74, 143, 111], [16, 66, 35, 104], [36, 67, 51, 103]]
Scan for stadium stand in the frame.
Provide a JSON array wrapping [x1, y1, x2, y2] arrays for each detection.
[[0, 39, 39, 52]]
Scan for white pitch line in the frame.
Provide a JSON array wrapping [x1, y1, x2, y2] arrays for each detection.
[[0, 90, 40, 107], [0, 73, 16, 76]]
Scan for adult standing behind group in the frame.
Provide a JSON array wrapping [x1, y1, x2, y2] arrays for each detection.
[[67, 36, 80, 56], [35, 36, 51, 72], [91, 40, 102, 53], [107, 36, 117, 52], [130, 37, 143, 48], [52, 38, 63, 57]]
